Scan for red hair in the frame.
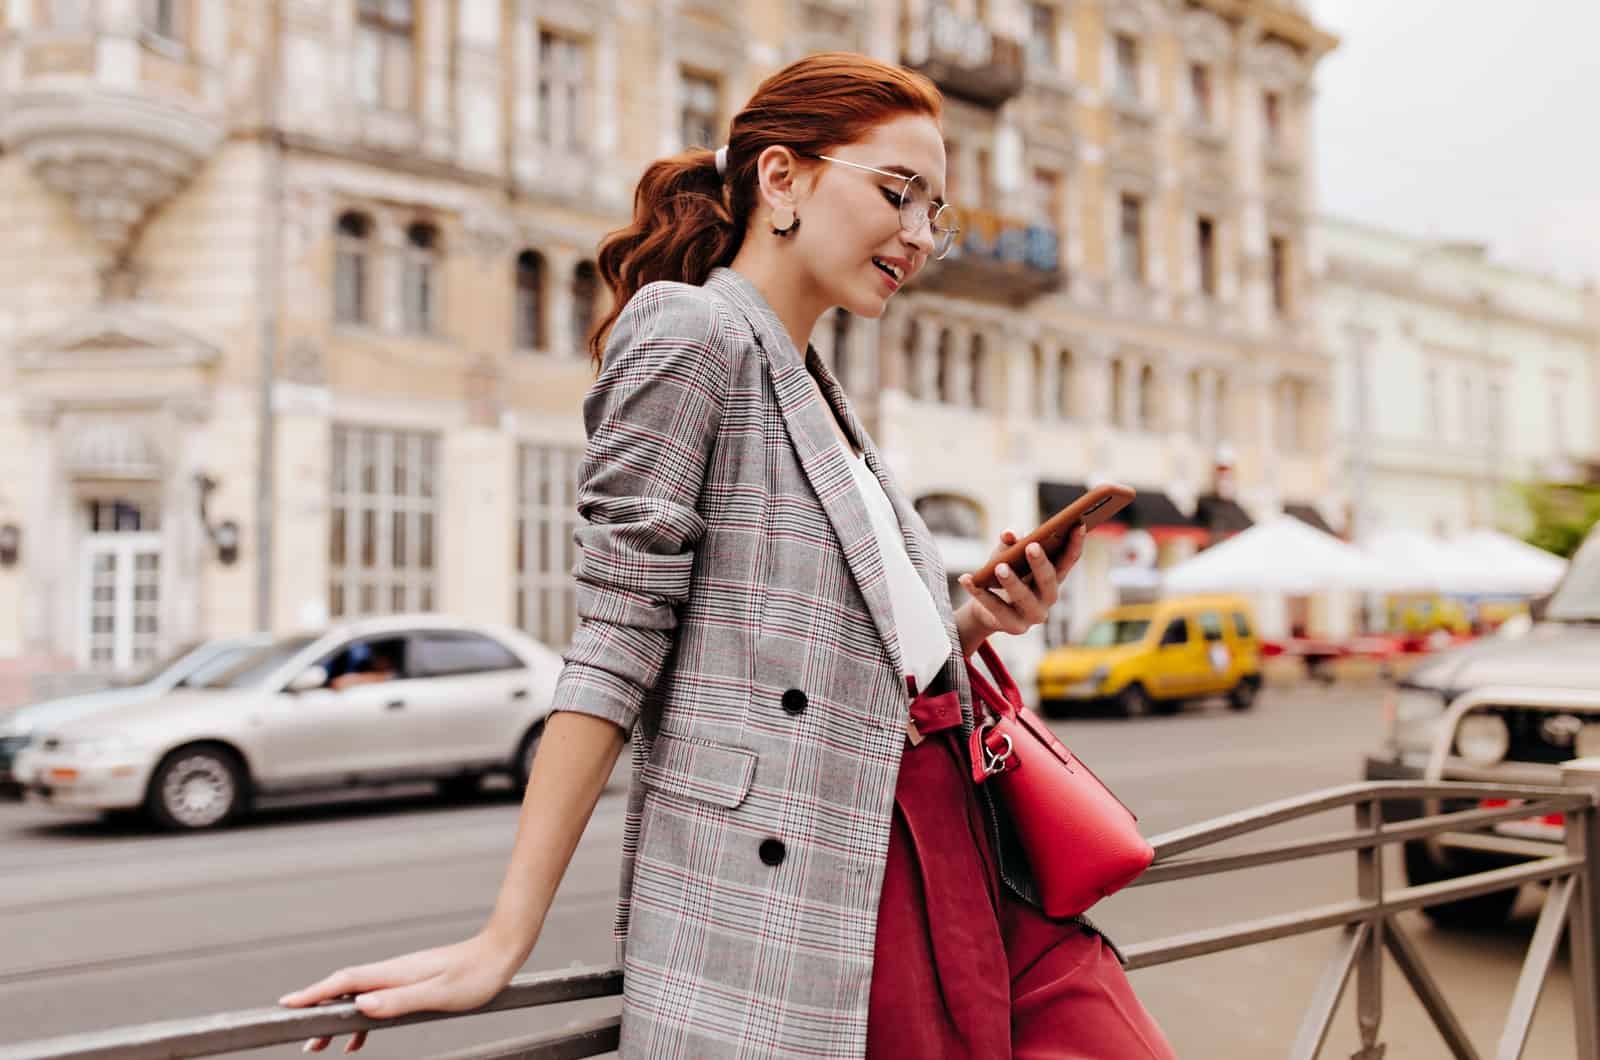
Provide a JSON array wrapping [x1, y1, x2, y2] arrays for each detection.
[[587, 52, 942, 370]]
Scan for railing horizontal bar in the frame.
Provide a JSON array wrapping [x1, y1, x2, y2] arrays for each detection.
[[1149, 782, 1584, 859], [1122, 856, 1582, 971], [1137, 798, 1585, 886], [430, 1015, 622, 1060], [0, 966, 623, 1060], [1384, 915, 1482, 1060], [1288, 923, 1367, 1060], [1496, 876, 1575, 1060]]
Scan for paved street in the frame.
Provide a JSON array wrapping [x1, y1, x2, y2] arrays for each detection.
[[0, 680, 1578, 1058]]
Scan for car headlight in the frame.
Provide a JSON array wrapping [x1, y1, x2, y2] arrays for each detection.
[[59, 735, 137, 759], [1456, 714, 1510, 767], [0, 716, 34, 739]]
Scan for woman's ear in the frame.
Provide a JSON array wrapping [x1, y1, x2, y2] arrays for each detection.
[[754, 144, 809, 214]]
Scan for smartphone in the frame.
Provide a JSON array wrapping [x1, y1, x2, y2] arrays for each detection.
[[969, 483, 1135, 594]]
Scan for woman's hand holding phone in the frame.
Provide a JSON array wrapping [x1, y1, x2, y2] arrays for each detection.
[[955, 523, 1087, 650]]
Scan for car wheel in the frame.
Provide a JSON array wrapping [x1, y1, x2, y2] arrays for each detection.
[[145, 745, 247, 832], [1117, 683, 1153, 719], [1037, 697, 1067, 719], [511, 721, 546, 793], [1228, 678, 1260, 711], [436, 775, 484, 802], [1403, 840, 1519, 929]]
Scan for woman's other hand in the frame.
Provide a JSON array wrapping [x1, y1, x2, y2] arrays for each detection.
[[277, 932, 521, 1053], [955, 525, 1086, 653]]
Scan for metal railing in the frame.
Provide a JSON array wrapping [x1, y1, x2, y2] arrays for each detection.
[[9, 690, 1600, 1060]]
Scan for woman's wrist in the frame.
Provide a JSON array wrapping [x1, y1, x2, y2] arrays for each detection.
[[955, 600, 992, 658]]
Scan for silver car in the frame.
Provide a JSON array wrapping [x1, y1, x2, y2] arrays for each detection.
[[0, 635, 272, 798], [18, 615, 561, 830]]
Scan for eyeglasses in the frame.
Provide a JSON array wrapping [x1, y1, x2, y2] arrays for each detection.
[[804, 153, 963, 261]]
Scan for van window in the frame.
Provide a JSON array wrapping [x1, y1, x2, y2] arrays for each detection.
[[1197, 612, 1225, 641], [1159, 619, 1189, 646], [1082, 619, 1150, 646], [1232, 612, 1252, 638]]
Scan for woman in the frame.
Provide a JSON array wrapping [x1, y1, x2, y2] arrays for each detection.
[[281, 52, 1175, 1059]]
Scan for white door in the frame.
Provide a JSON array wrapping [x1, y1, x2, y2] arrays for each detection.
[[79, 533, 163, 672]]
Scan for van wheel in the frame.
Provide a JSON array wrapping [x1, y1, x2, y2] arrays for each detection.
[[1117, 683, 1153, 719], [1229, 678, 1260, 711], [145, 744, 248, 831], [1404, 841, 1518, 928]]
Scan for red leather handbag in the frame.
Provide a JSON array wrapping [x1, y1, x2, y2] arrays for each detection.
[[966, 641, 1154, 918]]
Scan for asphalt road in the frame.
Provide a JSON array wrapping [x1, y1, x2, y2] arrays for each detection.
[[0, 680, 1580, 1058]]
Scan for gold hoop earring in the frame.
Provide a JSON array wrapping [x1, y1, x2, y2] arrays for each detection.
[[771, 206, 800, 237]]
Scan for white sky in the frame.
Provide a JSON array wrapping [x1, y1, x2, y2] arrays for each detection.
[[1308, 0, 1600, 285]]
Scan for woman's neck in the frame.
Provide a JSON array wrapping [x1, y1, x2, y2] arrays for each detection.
[[727, 241, 827, 358]]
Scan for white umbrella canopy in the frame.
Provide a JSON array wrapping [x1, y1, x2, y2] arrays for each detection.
[[1442, 530, 1567, 596], [1362, 527, 1485, 594], [1162, 515, 1419, 595]]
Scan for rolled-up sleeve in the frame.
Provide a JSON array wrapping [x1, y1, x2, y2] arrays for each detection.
[[548, 282, 733, 733]]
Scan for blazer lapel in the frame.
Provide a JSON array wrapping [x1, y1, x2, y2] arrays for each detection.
[[707, 269, 907, 679]]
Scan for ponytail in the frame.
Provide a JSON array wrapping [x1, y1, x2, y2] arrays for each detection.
[[588, 148, 739, 370]]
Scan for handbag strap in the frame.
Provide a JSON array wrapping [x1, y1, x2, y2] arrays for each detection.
[[966, 640, 1022, 721]]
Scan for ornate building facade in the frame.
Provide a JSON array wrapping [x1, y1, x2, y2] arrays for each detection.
[[0, 0, 1335, 702]]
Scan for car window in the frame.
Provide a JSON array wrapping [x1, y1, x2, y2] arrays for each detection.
[[321, 637, 409, 689], [1232, 612, 1253, 639], [412, 632, 524, 678], [1082, 619, 1150, 646], [201, 636, 318, 689], [1159, 619, 1189, 646], [120, 639, 205, 686], [178, 643, 269, 688], [1197, 612, 1225, 642]]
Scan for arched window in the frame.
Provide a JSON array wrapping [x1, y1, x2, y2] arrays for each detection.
[[1138, 363, 1158, 430], [914, 493, 985, 541], [1189, 368, 1207, 440], [401, 221, 440, 335], [832, 310, 853, 393], [1109, 359, 1126, 427], [571, 260, 599, 352], [334, 211, 374, 325], [514, 250, 546, 351], [1032, 344, 1049, 419]]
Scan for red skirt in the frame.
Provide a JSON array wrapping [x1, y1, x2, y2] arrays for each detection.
[[864, 679, 1177, 1060]]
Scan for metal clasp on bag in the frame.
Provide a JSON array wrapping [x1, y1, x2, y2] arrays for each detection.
[[977, 720, 1014, 777]]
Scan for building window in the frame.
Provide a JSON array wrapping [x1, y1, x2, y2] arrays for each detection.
[[355, 0, 416, 112], [537, 30, 589, 152], [1188, 63, 1213, 124], [1263, 91, 1283, 149], [974, 147, 995, 209], [1032, 168, 1061, 230], [914, 493, 985, 541], [1196, 216, 1217, 297], [1269, 235, 1290, 315], [515, 250, 546, 351], [832, 310, 854, 394], [1113, 34, 1141, 103], [1487, 381, 1505, 448], [1057, 349, 1074, 420], [1110, 359, 1126, 428], [570, 260, 599, 351], [1138, 363, 1158, 431], [1276, 379, 1305, 451], [1458, 373, 1473, 442], [329, 425, 438, 619], [679, 69, 720, 149], [969, 334, 986, 409], [1425, 365, 1441, 437], [334, 211, 373, 326], [401, 222, 440, 335], [140, 0, 181, 40], [516, 444, 584, 649], [1119, 194, 1144, 283], [935, 328, 954, 404], [1026, 3, 1058, 71]]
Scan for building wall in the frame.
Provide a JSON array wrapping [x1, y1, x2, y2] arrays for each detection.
[[0, 0, 1339, 701], [1318, 215, 1600, 541]]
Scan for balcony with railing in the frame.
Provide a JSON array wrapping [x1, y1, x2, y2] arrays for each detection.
[[913, 209, 1064, 304], [901, 3, 1025, 108]]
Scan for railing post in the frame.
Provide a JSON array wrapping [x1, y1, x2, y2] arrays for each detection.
[[1353, 797, 1386, 1059], [1562, 758, 1600, 1060]]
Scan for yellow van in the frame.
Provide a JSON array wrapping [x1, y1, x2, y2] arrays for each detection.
[[1037, 594, 1263, 718]]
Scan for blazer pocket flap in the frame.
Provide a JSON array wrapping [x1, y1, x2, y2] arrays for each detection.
[[640, 734, 758, 809]]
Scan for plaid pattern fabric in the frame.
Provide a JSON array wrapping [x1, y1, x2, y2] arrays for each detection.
[[551, 268, 989, 1058]]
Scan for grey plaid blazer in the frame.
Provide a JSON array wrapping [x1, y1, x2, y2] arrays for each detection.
[[550, 267, 1025, 1058]]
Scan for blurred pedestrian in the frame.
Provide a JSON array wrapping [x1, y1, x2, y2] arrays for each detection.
[[279, 51, 1173, 1059]]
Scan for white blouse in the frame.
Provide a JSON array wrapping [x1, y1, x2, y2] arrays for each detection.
[[840, 443, 952, 694]]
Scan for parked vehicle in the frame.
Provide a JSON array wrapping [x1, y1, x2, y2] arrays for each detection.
[[0, 635, 271, 798], [1365, 525, 1599, 927], [17, 615, 561, 830], [1036, 594, 1263, 717]]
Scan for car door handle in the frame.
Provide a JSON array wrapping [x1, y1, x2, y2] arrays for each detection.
[[511, 689, 529, 701], [385, 699, 406, 711]]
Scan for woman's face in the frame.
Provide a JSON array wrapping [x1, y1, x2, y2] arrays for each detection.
[[794, 114, 946, 319]]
